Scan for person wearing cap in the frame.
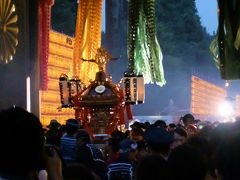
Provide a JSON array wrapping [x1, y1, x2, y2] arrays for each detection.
[[143, 127, 174, 160], [107, 139, 138, 180], [60, 119, 79, 165]]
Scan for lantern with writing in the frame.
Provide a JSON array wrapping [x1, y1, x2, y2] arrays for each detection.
[[69, 78, 85, 98], [123, 73, 145, 104], [59, 74, 72, 107]]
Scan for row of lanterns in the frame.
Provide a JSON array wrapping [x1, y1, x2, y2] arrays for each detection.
[[59, 73, 145, 108]]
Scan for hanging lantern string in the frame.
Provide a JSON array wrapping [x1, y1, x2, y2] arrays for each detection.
[[127, 0, 140, 74]]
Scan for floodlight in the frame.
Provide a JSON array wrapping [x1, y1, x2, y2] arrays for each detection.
[[218, 102, 233, 117]]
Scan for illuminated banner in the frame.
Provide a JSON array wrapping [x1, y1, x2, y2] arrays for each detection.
[[191, 76, 226, 115], [40, 31, 75, 126]]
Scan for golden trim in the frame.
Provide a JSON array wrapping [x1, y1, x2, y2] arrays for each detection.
[[0, 0, 19, 63]]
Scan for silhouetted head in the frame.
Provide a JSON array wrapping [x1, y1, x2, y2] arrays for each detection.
[[214, 134, 240, 180], [76, 129, 91, 145], [168, 145, 207, 180], [167, 123, 176, 132], [171, 127, 188, 149], [119, 139, 138, 162], [154, 120, 167, 128], [182, 114, 194, 126], [109, 130, 125, 153], [135, 155, 167, 180], [130, 128, 144, 141], [66, 119, 79, 135], [0, 107, 44, 175], [63, 163, 95, 180], [144, 127, 174, 157], [47, 119, 61, 131]]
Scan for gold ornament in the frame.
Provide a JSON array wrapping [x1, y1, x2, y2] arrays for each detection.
[[0, 0, 19, 64], [73, 0, 103, 84]]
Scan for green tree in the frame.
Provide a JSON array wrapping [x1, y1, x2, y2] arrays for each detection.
[[155, 0, 211, 56]]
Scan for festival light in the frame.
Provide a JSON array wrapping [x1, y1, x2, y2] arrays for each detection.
[[40, 31, 75, 126], [225, 80, 229, 87], [191, 76, 226, 115], [218, 101, 233, 117]]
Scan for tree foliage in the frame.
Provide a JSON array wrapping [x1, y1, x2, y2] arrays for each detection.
[[155, 0, 211, 55], [51, 0, 77, 36]]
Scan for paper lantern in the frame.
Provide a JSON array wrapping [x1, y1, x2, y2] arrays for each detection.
[[123, 74, 145, 104], [59, 74, 72, 107], [137, 75, 145, 103], [123, 74, 137, 104], [69, 78, 84, 98]]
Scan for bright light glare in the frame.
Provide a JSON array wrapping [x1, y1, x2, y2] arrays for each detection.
[[218, 102, 233, 116], [225, 82, 229, 87]]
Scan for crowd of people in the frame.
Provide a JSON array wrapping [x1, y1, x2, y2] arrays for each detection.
[[0, 106, 240, 180]]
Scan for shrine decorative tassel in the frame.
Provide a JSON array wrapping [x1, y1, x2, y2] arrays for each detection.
[[127, 0, 166, 86]]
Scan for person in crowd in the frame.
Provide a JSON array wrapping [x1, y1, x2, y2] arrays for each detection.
[[0, 107, 45, 179], [186, 134, 214, 180], [186, 135, 210, 157], [130, 128, 144, 141], [46, 119, 61, 147], [63, 163, 96, 180], [154, 120, 167, 129], [107, 139, 138, 180], [135, 155, 167, 180], [185, 123, 198, 136], [124, 130, 130, 139], [206, 122, 235, 179], [167, 144, 207, 180], [75, 129, 107, 180], [60, 119, 79, 165], [170, 127, 187, 150], [143, 127, 174, 159], [105, 131, 125, 167], [194, 119, 201, 124], [130, 121, 142, 130], [143, 122, 151, 129], [213, 134, 240, 180], [181, 113, 195, 127], [136, 140, 148, 163], [198, 124, 213, 138], [43, 145, 64, 180], [167, 123, 176, 132], [0, 107, 64, 180], [59, 124, 67, 137]]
